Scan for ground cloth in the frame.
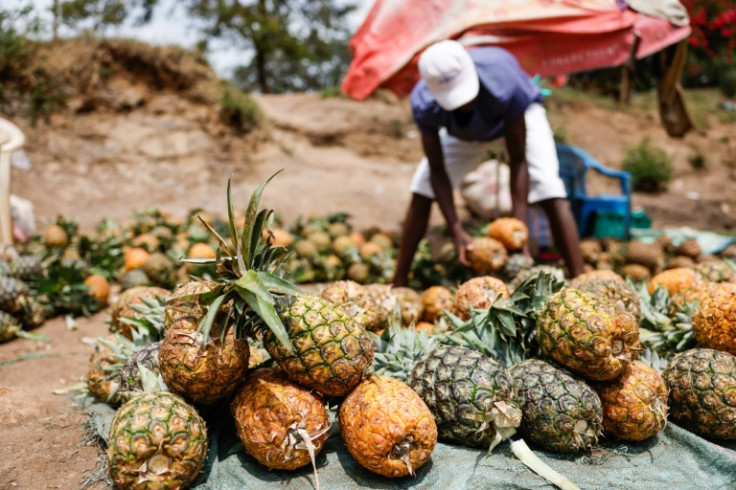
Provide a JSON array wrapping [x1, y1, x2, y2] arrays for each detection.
[[88, 400, 736, 490]]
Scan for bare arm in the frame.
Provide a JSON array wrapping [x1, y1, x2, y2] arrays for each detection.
[[505, 114, 532, 257], [423, 132, 472, 266]]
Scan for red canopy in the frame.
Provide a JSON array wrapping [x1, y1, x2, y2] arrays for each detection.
[[342, 0, 691, 100]]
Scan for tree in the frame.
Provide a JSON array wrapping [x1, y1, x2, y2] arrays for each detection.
[[53, 0, 158, 35], [184, 0, 357, 93]]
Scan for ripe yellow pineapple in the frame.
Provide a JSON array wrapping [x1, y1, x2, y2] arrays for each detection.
[[420, 286, 454, 322], [692, 283, 736, 354], [453, 276, 510, 320], [536, 288, 640, 381], [231, 368, 329, 471], [488, 217, 528, 251], [569, 269, 624, 288], [622, 264, 651, 282], [340, 375, 437, 478], [648, 267, 703, 295], [594, 361, 668, 441], [467, 237, 507, 275]]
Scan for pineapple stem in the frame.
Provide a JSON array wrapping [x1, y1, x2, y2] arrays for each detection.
[[287, 422, 330, 490], [389, 435, 415, 476], [510, 438, 581, 490]]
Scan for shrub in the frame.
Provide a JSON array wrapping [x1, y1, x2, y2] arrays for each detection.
[[622, 139, 673, 192], [688, 149, 707, 170], [720, 66, 736, 97], [219, 83, 261, 134]]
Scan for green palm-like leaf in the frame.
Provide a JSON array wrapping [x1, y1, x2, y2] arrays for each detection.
[[257, 271, 304, 296], [240, 289, 292, 352], [234, 270, 276, 305], [198, 294, 227, 341], [197, 215, 232, 258], [242, 171, 282, 268]]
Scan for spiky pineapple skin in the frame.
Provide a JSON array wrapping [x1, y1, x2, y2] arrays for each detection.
[[453, 276, 510, 321], [594, 361, 668, 441], [488, 217, 528, 251], [119, 341, 161, 401], [159, 321, 250, 405], [647, 268, 702, 296], [87, 349, 121, 405], [663, 348, 736, 440], [391, 286, 423, 326], [569, 270, 624, 288], [320, 280, 382, 332], [0, 277, 30, 313], [502, 253, 534, 283], [536, 288, 639, 381], [509, 359, 603, 453], [574, 278, 642, 323], [108, 391, 208, 489], [420, 286, 454, 323], [0, 311, 21, 343], [408, 345, 521, 447], [692, 283, 736, 355], [164, 280, 213, 328], [340, 375, 437, 478], [231, 368, 329, 470], [693, 260, 734, 283], [9, 255, 44, 282], [264, 295, 374, 397]]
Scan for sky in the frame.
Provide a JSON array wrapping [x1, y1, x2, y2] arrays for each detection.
[[6, 0, 375, 77]]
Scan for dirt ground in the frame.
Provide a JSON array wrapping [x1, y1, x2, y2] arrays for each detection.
[[2, 39, 736, 489]]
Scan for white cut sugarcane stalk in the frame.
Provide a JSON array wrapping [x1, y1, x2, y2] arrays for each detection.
[[510, 438, 581, 490]]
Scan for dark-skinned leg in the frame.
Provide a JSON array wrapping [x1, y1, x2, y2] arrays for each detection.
[[393, 193, 433, 287], [538, 198, 585, 278]]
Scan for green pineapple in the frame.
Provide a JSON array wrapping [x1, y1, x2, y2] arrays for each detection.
[[663, 348, 736, 440], [108, 391, 208, 489], [0, 311, 22, 343], [408, 345, 522, 450], [9, 255, 44, 282], [536, 288, 639, 381], [510, 359, 603, 453]]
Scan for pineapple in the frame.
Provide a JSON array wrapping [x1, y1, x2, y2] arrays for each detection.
[[467, 237, 507, 275], [593, 361, 668, 441], [0, 277, 30, 313], [0, 312, 22, 343], [622, 264, 651, 282], [108, 391, 208, 489], [83, 274, 111, 308], [164, 279, 215, 327], [692, 283, 736, 354], [663, 348, 736, 439], [667, 255, 695, 269], [453, 276, 510, 321], [569, 269, 624, 288], [510, 359, 603, 453], [262, 296, 374, 397], [488, 217, 528, 251], [119, 341, 161, 402], [320, 280, 383, 332], [340, 375, 437, 478], [675, 238, 701, 259], [231, 368, 330, 472], [508, 265, 566, 291], [420, 286, 454, 323], [693, 260, 734, 283], [188, 175, 374, 399], [648, 267, 703, 295], [574, 278, 642, 323], [626, 241, 664, 273], [408, 345, 521, 449], [502, 253, 534, 283], [159, 316, 250, 405], [143, 252, 177, 288], [43, 224, 69, 248], [536, 289, 639, 381], [87, 345, 123, 405], [391, 286, 423, 326], [579, 239, 602, 265], [110, 286, 170, 339], [19, 296, 46, 330], [9, 255, 44, 282], [118, 269, 150, 290]]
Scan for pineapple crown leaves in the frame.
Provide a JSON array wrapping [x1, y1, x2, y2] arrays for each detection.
[[372, 322, 439, 381], [635, 283, 696, 354], [118, 294, 168, 343], [33, 259, 99, 316], [182, 172, 303, 352], [439, 273, 564, 366]]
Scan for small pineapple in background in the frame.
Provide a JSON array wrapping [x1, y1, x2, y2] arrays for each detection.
[[579, 238, 603, 266], [391, 286, 423, 326], [467, 237, 507, 275], [159, 316, 250, 405], [488, 217, 528, 251], [123, 247, 150, 271], [675, 238, 701, 260], [453, 276, 509, 321], [420, 285, 454, 323], [510, 359, 603, 453], [117, 269, 150, 290], [409, 345, 521, 449], [569, 269, 624, 288], [340, 375, 437, 478], [108, 391, 208, 489], [320, 280, 381, 332], [19, 296, 46, 330], [0, 312, 22, 343], [508, 265, 566, 291], [346, 262, 370, 283], [83, 274, 111, 309], [0, 276, 30, 313], [648, 267, 703, 295], [9, 255, 44, 283], [692, 282, 736, 355], [693, 260, 734, 283], [622, 263, 651, 282], [594, 361, 668, 441], [664, 348, 736, 440], [626, 241, 664, 274], [667, 255, 695, 269], [231, 368, 330, 474], [501, 253, 534, 283], [536, 288, 639, 381], [86, 339, 124, 405], [164, 280, 214, 327], [142, 252, 177, 289]]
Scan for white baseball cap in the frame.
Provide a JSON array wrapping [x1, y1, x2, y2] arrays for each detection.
[[418, 40, 479, 111]]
